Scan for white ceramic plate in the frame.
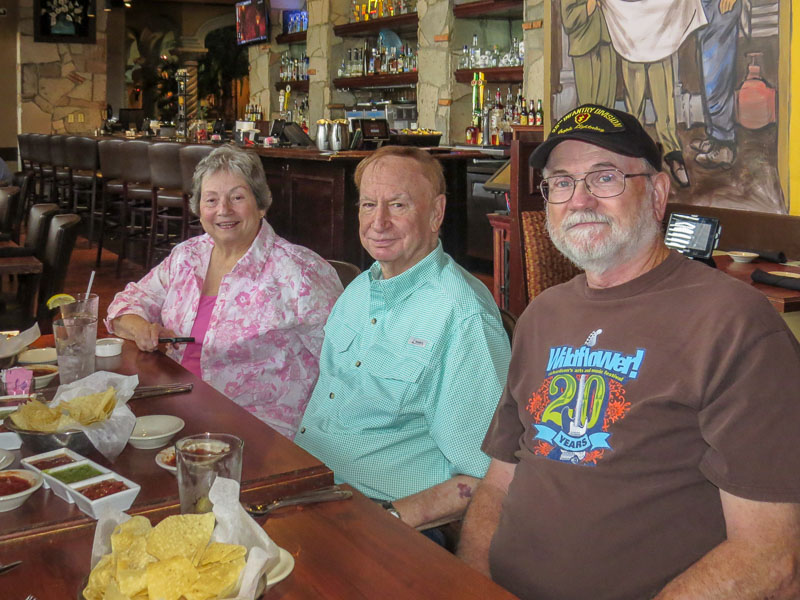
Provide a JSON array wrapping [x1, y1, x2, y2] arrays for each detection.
[[0, 449, 14, 470], [18, 347, 57, 365], [129, 415, 185, 450], [155, 446, 177, 474], [267, 547, 295, 587], [0, 469, 43, 512]]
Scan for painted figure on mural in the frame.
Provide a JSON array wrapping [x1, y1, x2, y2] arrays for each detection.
[[559, 0, 617, 107], [601, 0, 707, 189], [691, 0, 742, 169]]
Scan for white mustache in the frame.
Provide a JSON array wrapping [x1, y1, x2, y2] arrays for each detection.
[[561, 211, 613, 230]]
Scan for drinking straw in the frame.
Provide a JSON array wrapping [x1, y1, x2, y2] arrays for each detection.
[[86, 270, 96, 296]]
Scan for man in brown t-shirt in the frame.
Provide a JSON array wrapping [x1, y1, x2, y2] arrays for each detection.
[[458, 104, 800, 599]]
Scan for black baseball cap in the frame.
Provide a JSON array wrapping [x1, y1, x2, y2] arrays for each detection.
[[529, 104, 662, 172]]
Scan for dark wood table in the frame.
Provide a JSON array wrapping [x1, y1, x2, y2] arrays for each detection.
[[1, 340, 332, 542], [715, 255, 800, 313], [0, 240, 42, 321], [0, 487, 518, 599]]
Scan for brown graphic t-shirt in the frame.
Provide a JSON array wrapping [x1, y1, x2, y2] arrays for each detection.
[[483, 252, 800, 600]]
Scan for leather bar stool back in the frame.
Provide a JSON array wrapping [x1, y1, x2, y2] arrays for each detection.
[[48, 134, 71, 206], [17, 134, 33, 173], [147, 142, 186, 268], [95, 138, 125, 267], [116, 139, 152, 275], [65, 136, 100, 241], [29, 133, 52, 201], [179, 145, 213, 237]]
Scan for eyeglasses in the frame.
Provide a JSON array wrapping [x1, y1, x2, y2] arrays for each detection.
[[539, 169, 652, 204]]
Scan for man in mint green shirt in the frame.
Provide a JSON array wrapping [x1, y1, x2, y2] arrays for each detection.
[[296, 146, 511, 531]]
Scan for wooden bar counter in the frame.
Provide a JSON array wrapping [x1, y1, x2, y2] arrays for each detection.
[[0, 487, 518, 599], [1, 340, 332, 542]]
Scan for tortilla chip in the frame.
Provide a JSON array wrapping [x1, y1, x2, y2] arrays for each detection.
[[146, 556, 199, 600], [146, 513, 215, 563], [111, 516, 153, 555], [186, 557, 246, 600], [197, 542, 247, 566], [64, 387, 116, 425], [10, 399, 63, 432], [84, 553, 115, 600]]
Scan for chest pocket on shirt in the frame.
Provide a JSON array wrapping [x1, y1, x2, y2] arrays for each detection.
[[336, 343, 427, 429]]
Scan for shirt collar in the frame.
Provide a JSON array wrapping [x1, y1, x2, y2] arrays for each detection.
[[368, 241, 445, 307]]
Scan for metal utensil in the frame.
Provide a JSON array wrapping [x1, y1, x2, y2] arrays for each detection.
[[130, 383, 193, 400], [0, 560, 22, 575], [244, 485, 352, 517]]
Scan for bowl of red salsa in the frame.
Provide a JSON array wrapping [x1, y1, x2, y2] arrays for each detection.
[[0, 469, 42, 512]]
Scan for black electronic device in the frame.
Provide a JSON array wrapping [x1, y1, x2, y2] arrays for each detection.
[[236, 0, 269, 46], [351, 118, 389, 149], [280, 122, 314, 147], [664, 213, 721, 262]]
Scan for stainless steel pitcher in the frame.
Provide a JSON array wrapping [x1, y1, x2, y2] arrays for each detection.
[[315, 121, 330, 151], [328, 121, 350, 152]]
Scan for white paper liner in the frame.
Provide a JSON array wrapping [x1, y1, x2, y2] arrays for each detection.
[[51, 371, 139, 461], [89, 477, 280, 600], [0, 324, 41, 360]]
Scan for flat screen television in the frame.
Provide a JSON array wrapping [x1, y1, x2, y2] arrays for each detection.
[[236, 0, 269, 46]]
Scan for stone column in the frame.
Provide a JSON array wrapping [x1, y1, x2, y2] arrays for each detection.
[[174, 43, 208, 121], [417, 0, 456, 143]]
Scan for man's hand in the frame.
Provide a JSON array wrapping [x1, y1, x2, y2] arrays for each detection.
[[719, 0, 737, 14], [112, 314, 176, 352], [456, 459, 516, 577], [655, 491, 800, 599]]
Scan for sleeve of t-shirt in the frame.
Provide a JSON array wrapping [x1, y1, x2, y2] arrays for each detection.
[[698, 327, 800, 503], [428, 312, 511, 479], [481, 381, 526, 464]]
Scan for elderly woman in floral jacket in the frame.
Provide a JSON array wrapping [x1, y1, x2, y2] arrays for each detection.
[[107, 146, 342, 437]]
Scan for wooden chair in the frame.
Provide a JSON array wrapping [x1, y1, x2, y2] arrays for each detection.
[[498, 307, 517, 344], [520, 211, 582, 302], [327, 259, 361, 288]]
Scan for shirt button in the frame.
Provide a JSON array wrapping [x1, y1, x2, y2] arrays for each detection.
[[329, 392, 335, 399], [355, 361, 361, 367], [300, 427, 306, 434], [371, 318, 377, 325]]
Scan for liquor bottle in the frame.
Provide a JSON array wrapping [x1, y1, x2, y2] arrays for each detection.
[[490, 88, 503, 145], [519, 100, 528, 126], [470, 34, 479, 68], [352, 0, 360, 22], [396, 47, 405, 73], [535, 99, 544, 126]]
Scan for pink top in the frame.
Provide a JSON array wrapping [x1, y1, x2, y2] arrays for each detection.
[[181, 295, 217, 378], [106, 222, 343, 438]]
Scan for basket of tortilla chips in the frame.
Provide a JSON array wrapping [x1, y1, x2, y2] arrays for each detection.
[[82, 478, 281, 600], [4, 372, 138, 458]]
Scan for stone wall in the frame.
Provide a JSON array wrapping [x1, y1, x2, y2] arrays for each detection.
[[17, 0, 108, 134]]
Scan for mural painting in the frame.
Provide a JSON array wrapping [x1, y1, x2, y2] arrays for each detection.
[[551, 0, 783, 214]]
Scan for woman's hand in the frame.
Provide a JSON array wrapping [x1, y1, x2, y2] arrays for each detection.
[[112, 315, 177, 352]]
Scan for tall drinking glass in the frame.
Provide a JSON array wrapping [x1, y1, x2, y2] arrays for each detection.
[[53, 316, 97, 384], [176, 433, 244, 514], [60, 293, 99, 320]]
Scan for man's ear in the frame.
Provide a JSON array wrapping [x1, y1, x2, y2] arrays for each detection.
[[430, 194, 446, 232], [650, 171, 671, 222]]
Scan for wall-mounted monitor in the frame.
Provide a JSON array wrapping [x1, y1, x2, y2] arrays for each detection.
[[236, 0, 269, 46]]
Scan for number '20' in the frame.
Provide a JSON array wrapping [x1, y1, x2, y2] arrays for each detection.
[[541, 374, 606, 429]]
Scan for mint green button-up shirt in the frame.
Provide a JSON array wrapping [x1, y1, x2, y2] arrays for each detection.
[[296, 243, 511, 501]]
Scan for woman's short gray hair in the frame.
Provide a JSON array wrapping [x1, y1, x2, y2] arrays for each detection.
[[190, 145, 272, 215]]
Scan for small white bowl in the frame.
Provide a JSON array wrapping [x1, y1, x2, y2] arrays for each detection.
[[129, 415, 185, 450], [29, 364, 59, 389], [95, 338, 124, 357], [729, 251, 759, 263], [68, 473, 141, 519], [0, 469, 43, 512], [155, 446, 177, 474], [18, 347, 57, 365]]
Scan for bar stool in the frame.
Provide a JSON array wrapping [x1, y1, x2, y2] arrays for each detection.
[[146, 142, 186, 268], [179, 145, 213, 238], [29, 133, 52, 202], [65, 136, 100, 243], [96, 138, 126, 267], [15, 134, 36, 218], [116, 139, 152, 275], [48, 134, 71, 207]]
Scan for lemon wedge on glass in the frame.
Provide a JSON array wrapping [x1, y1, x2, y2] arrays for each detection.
[[46, 293, 76, 310]]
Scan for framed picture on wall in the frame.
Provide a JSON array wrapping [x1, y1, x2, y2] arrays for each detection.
[[34, 0, 96, 44]]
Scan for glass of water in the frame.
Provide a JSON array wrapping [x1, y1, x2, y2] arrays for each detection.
[[53, 316, 97, 384]]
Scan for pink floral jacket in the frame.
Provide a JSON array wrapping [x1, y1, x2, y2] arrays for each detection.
[[106, 222, 343, 437]]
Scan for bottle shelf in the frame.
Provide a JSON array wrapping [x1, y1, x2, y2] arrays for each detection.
[[275, 31, 307, 45], [333, 13, 419, 38], [454, 66, 523, 84], [453, 0, 523, 19], [274, 80, 310, 93], [333, 71, 418, 90]]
